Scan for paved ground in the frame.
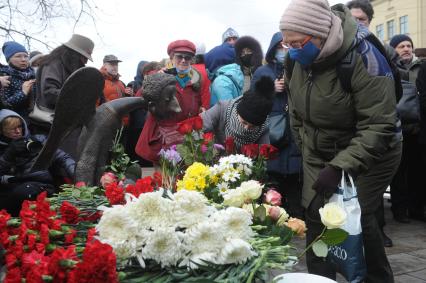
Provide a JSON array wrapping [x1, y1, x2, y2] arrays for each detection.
[[281, 200, 426, 282]]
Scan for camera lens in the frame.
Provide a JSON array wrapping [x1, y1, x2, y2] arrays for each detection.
[[25, 139, 43, 153]]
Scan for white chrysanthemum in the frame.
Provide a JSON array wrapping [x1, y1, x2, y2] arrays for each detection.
[[143, 228, 185, 267], [239, 180, 263, 200], [213, 207, 253, 240], [173, 190, 211, 227], [103, 237, 140, 259], [185, 221, 225, 254], [96, 205, 138, 244], [217, 239, 256, 264], [127, 190, 175, 228], [186, 252, 218, 269]]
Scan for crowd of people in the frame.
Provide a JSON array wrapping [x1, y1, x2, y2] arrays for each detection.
[[0, 0, 425, 282]]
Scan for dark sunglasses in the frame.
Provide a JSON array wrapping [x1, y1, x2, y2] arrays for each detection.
[[174, 54, 193, 61]]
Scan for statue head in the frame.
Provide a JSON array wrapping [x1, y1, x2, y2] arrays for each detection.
[[142, 73, 181, 119]]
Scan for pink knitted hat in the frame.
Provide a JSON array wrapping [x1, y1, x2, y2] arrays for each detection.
[[279, 0, 333, 39]]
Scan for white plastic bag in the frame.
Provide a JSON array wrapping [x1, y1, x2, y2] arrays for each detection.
[[328, 171, 366, 283]]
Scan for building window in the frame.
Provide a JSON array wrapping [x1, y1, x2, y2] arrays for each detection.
[[376, 24, 384, 41], [387, 20, 395, 39], [400, 15, 408, 34]]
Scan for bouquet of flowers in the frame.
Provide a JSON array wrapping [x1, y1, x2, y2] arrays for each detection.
[[175, 116, 224, 166]]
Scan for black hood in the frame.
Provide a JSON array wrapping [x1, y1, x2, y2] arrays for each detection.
[[234, 36, 263, 71]]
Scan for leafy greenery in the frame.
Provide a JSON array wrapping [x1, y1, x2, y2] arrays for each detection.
[[105, 127, 136, 180]]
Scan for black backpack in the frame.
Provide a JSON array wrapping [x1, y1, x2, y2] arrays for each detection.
[[285, 34, 403, 102]]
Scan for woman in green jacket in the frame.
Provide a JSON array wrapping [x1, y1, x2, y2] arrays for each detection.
[[280, 0, 402, 282]]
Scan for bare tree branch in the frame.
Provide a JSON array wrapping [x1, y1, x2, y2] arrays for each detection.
[[0, 0, 99, 50]]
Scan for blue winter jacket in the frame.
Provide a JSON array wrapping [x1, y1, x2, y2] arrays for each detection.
[[251, 32, 302, 176], [209, 63, 244, 107], [204, 42, 235, 74]]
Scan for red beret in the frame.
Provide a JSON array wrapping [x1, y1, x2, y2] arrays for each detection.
[[167, 40, 196, 56]]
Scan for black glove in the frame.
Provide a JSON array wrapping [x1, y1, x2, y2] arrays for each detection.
[[3, 138, 27, 161], [312, 166, 341, 198]]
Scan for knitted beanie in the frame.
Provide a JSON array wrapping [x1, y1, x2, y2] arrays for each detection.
[[279, 0, 333, 39], [390, 34, 413, 48], [2, 41, 27, 62], [222, 28, 239, 43], [237, 76, 274, 126]]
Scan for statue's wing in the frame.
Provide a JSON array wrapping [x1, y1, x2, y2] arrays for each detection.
[[31, 67, 104, 171]]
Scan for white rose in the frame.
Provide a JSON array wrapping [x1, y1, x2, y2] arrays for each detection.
[[223, 189, 245, 207], [239, 180, 263, 201], [319, 202, 347, 229]]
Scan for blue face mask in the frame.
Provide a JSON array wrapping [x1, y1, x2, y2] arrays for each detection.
[[288, 41, 320, 66], [274, 49, 286, 64], [176, 66, 191, 75]]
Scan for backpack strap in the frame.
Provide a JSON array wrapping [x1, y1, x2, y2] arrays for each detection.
[[336, 50, 357, 93]]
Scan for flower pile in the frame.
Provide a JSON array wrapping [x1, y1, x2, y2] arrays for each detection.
[[96, 189, 256, 269], [0, 192, 118, 283]]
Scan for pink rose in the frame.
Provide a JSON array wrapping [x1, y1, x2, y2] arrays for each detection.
[[264, 189, 282, 206], [75, 181, 86, 188], [100, 172, 118, 187], [268, 206, 282, 221]]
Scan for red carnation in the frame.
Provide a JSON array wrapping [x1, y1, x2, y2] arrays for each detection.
[[241, 143, 259, 158], [105, 183, 125, 205], [225, 137, 235, 154], [65, 229, 77, 244], [68, 240, 118, 283], [86, 228, 97, 243], [259, 144, 279, 160], [4, 267, 22, 283], [48, 246, 78, 282], [125, 177, 154, 198], [60, 201, 80, 224]]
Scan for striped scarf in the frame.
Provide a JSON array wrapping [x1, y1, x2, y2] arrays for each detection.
[[224, 97, 267, 150]]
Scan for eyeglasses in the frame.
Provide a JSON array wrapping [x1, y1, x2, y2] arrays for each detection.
[[174, 54, 194, 61], [282, 35, 313, 49]]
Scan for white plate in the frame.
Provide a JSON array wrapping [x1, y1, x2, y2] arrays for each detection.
[[273, 273, 337, 283]]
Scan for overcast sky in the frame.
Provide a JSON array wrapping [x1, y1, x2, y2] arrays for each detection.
[[7, 0, 343, 83]]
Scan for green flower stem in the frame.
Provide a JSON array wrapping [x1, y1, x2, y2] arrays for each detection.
[[298, 226, 327, 259], [246, 250, 267, 283]]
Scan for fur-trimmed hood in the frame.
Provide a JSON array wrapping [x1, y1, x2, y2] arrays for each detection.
[[234, 36, 263, 71]]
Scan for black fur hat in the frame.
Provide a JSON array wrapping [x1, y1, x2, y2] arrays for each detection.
[[234, 36, 263, 71], [237, 76, 274, 126]]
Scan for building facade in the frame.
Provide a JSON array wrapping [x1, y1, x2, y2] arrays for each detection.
[[370, 0, 426, 48]]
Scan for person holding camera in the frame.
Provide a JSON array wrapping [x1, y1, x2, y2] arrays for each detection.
[[0, 41, 36, 119], [0, 109, 75, 216]]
